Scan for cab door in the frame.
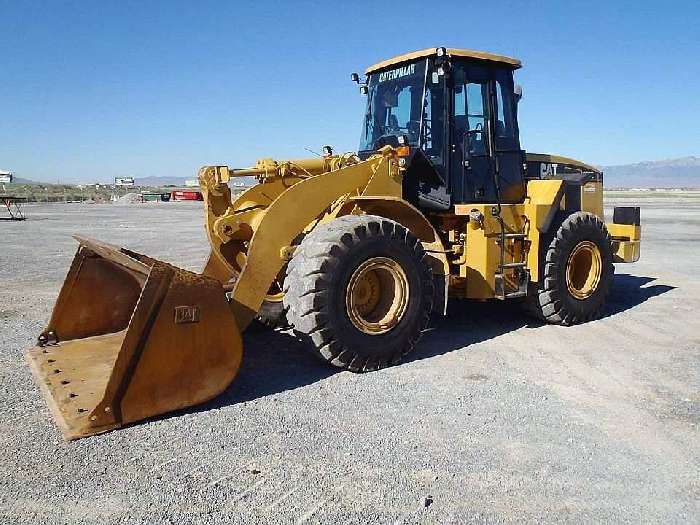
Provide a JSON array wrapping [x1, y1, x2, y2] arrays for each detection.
[[449, 63, 525, 204], [491, 69, 526, 203], [450, 63, 495, 203]]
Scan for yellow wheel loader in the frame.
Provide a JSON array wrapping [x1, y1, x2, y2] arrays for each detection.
[[27, 47, 641, 440]]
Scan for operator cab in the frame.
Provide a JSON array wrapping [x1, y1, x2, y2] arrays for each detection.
[[357, 47, 525, 210]]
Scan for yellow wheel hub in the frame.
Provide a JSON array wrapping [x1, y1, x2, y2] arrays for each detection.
[[346, 257, 409, 335], [265, 291, 284, 303], [566, 241, 602, 300], [265, 278, 285, 303]]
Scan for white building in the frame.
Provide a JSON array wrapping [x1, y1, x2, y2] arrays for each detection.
[[0, 169, 13, 183], [114, 176, 135, 187]]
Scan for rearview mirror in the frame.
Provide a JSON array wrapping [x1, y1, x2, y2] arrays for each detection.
[[351, 72, 360, 83], [514, 84, 523, 102]]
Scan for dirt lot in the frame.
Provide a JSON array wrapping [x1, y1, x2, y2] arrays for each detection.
[[1, 195, 698, 524]]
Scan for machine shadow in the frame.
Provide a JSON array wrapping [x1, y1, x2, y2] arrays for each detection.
[[175, 272, 673, 418], [405, 299, 530, 364], [408, 272, 675, 361], [603, 273, 675, 318], [188, 328, 335, 414]]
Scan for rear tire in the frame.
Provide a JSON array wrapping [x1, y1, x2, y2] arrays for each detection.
[[284, 215, 434, 372], [526, 212, 614, 325]]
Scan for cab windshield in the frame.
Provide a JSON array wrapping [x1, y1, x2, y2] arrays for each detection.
[[359, 59, 427, 153]]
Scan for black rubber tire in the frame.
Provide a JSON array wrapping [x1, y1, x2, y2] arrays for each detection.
[[227, 272, 289, 330], [526, 211, 614, 325], [256, 299, 290, 329], [283, 215, 434, 372]]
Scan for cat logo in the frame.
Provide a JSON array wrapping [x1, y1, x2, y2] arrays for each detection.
[[378, 63, 416, 83], [540, 163, 558, 178], [174, 305, 200, 324]]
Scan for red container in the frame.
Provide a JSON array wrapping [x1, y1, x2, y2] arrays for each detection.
[[171, 190, 203, 201]]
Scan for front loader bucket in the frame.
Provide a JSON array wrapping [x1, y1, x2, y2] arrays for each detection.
[[26, 236, 243, 440]]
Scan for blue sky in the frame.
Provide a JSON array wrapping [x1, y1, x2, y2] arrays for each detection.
[[1, 0, 699, 183]]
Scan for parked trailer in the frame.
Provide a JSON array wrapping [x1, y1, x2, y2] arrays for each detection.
[[140, 192, 171, 202], [171, 189, 203, 201]]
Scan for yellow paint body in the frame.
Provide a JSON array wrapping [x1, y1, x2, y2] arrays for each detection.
[[27, 144, 641, 440], [453, 180, 564, 298], [608, 223, 641, 262], [580, 181, 604, 219], [24, 44, 643, 442], [199, 147, 411, 330]]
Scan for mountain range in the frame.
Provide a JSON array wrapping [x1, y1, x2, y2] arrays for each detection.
[[135, 175, 193, 187], [7, 156, 700, 188], [135, 175, 258, 187], [136, 156, 700, 188], [601, 156, 700, 188], [131, 156, 700, 189]]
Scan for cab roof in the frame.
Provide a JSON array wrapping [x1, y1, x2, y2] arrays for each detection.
[[365, 47, 521, 74]]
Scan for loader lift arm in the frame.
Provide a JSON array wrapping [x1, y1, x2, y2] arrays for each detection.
[[198, 148, 403, 330]]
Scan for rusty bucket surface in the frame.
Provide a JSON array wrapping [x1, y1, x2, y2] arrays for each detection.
[[26, 236, 243, 440]]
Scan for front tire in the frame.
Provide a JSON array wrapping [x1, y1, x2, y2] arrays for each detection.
[[527, 212, 614, 325], [228, 273, 289, 329], [284, 215, 434, 372], [256, 297, 289, 329]]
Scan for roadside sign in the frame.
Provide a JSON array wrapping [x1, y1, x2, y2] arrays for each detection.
[[115, 177, 135, 187]]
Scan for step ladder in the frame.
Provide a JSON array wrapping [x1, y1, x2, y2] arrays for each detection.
[[493, 217, 530, 300]]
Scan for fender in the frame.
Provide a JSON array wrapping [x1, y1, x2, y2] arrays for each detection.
[[336, 195, 450, 315], [223, 154, 394, 330]]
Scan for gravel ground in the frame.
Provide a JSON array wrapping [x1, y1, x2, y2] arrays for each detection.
[[0, 196, 698, 524]]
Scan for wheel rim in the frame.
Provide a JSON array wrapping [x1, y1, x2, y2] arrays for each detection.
[[566, 241, 602, 300], [265, 279, 284, 303], [346, 257, 409, 335], [265, 291, 284, 303]]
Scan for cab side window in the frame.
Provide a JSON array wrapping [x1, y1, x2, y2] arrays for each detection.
[[452, 65, 490, 157], [465, 83, 488, 156], [421, 66, 446, 170], [493, 70, 519, 151]]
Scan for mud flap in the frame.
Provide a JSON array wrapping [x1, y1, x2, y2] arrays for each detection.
[[26, 236, 243, 440]]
